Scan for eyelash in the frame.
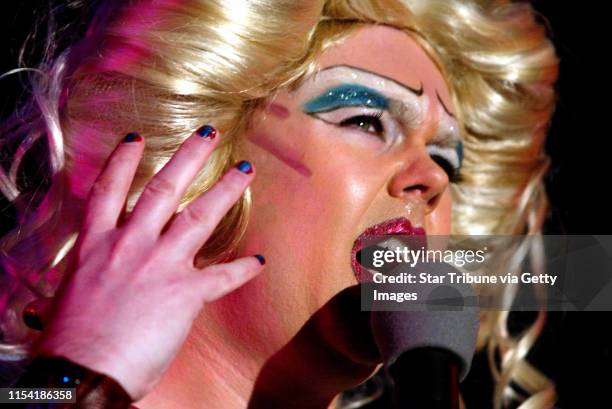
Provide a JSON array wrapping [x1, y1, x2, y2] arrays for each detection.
[[315, 110, 461, 183], [339, 111, 385, 137], [338, 111, 463, 183], [430, 154, 463, 184]]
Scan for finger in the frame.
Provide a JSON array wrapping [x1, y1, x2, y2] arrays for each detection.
[[191, 254, 265, 303], [23, 297, 54, 331], [160, 160, 255, 256], [126, 125, 219, 236], [83, 132, 144, 236]]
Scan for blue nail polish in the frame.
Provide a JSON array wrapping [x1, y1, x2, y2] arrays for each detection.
[[254, 254, 266, 265], [123, 132, 141, 143], [196, 125, 217, 139], [236, 160, 253, 174]]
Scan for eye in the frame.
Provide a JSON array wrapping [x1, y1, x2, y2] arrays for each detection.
[[431, 155, 462, 183], [427, 145, 463, 183], [339, 112, 385, 138], [306, 107, 402, 146]]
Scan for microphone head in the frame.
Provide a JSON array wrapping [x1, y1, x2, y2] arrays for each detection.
[[370, 261, 480, 380]]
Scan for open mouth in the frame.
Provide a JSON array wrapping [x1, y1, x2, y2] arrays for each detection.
[[351, 217, 426, 282]]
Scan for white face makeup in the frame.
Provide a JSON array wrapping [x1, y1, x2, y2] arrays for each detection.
[[293, 65, 464, 181], [430, 108, 463, 172]]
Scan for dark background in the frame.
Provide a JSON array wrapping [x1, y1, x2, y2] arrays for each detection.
[[1, 1, 610, 408]]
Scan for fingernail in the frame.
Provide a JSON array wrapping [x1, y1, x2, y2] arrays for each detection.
[[23, 307, 43, 331], [123, 132, 142, 143], [254, 254, 266, 265], [236, 160, 253, 174], [196, 125, 217, 140]]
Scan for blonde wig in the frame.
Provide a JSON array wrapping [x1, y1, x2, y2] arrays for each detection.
[[0, 1, 559, 408]]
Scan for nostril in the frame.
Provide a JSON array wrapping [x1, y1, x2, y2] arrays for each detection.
[[403, 184, 428, 195], [427, 193, 441, 210], [403, 185, 441, 211]]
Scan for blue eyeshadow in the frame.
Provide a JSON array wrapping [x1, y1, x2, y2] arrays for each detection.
[[302, 84, 389, 113], [456, 141, 464, 167]]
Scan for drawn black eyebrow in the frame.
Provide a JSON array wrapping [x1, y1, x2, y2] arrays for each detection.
[[317, 64, 424, 97], [436, 90, 455, 118]]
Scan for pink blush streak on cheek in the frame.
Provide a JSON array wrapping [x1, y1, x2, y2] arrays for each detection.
[[248, 132, 312, 178], [266, 103, 291, 119]]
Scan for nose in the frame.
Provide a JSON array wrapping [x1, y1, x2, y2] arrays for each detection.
[[387, 149, 450, 214]]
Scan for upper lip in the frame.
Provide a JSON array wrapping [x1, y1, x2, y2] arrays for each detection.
[[351, 217, 426, 281]]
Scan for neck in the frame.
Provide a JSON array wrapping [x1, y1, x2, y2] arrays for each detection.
[[134, 288, 378, 409], [133, 309, 264, 409]]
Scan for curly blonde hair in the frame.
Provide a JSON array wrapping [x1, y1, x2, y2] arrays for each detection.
[[0, 1, 558, 408]]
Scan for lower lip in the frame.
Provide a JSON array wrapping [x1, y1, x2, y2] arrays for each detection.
[[350, 218, 426, 282]]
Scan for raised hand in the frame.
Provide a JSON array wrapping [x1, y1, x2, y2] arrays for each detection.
[[28, 126, 264, 400]]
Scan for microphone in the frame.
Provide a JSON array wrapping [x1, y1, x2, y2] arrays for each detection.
[[370, 261, 480, 409]]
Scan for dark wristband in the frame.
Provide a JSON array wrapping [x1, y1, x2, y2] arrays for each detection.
[[13, 356, 134, 409]]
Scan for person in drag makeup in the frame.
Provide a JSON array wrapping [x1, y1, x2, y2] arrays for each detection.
[[0, 1, 559, 408]]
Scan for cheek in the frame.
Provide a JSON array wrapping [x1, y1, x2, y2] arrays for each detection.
[[244, 113, 393, 277], [250, 133, 385, 237], [295, 123, 394, 228], [247, 107, 391, 228], [425, 188, 452, 235]]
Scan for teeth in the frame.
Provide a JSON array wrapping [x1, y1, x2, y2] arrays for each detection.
[[359, 237, 406, 276], [352, 233, 416, 279], [380, 237, 406, 252]]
